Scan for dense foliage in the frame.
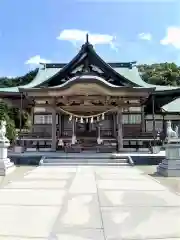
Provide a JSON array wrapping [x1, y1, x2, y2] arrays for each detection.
[[138, 63, 180, 86], [0, 69, 38, 88], [0, 63, 180, 139]]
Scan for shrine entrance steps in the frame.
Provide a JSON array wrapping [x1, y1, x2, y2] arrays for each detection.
[[39, 153, 134, 166]]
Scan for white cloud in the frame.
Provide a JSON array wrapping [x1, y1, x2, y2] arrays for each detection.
[[160, 26, 180, 49], [138, 33, 152, 41], [25, 55, 51, 65], [7, 75, 16, 78], [57, 29, 118, 51]]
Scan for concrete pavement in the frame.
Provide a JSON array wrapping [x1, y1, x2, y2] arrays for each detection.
[[0, 165, 180, 239]]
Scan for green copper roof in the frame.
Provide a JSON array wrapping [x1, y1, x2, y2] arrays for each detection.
[[114, 67, 179, 91], [22, 67, 60, 89], [0, 86, 19, 93], [162, 98, 180, 112], [0, 67, 61, 93]]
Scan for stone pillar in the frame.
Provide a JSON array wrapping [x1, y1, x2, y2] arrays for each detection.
[[157, 139, 180, 177], [117, 108, 123, 152], [51, 108, 56, 151]]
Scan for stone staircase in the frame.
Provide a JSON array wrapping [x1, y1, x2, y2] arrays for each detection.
[[39, 153, 134, 166], [80, 138, 97, 151]]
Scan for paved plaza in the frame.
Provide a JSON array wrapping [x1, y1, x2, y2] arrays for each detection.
[[0, 165, 180, 239]]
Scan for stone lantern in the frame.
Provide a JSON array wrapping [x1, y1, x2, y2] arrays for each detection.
[[0, 120, 15, 176]]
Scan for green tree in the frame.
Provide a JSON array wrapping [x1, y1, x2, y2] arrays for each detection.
[[138, 62, 180, 86], [0, 101, 16, 141]]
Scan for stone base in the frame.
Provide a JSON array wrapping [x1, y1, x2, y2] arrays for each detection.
[[0, 158, 16, 176], [26, 148, 37, 152], [14, 146, 24, 153], [157, 164, 180, 177], [157, 158, 180, 177], [157, 140, 180, 177]]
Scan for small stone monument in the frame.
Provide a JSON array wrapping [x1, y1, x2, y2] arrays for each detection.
[[0, 120, 15, 176], [157, 120, 180, 177]]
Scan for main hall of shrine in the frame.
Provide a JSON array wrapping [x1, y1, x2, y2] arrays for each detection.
[[1, 36, 180, 152]]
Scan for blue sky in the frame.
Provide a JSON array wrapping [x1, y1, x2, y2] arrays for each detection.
[[0, 0, 180, 77]]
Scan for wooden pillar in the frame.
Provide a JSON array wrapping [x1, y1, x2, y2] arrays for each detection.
[[97, 124, 101, 140], [152, 94, 156, 142], [20, 93, 23, 135], [30, 106, 34, 133], [141, 105, 145, 132], [72, 117, 75, 136], [71, 117, 76, 144], [51, 108, 56, 151], [162, 113, 166, 141], [58, 113, 62, 138], [18, 92, 24, 150], [113, 113, 116, 137], [117, 108, 123, 152]]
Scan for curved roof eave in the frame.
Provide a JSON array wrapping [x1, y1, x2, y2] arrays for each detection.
[[20, 67, 60, 89], [0, 86, 19, 93], [162, 97, 180, 112], [20, 75, 155, 93], [88, 47, 140, 87], [0, 67, 61, 93], [32, 48, 87, 88]]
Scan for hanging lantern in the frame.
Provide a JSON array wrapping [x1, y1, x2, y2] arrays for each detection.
[[102, 113, 105, 120], [90, 117, 93, 123], [80, 117, 83, 123], [97, 116, 99, 122], [69, 115, 72, 121], [75, 118, 78, 122], [86, 118, 89, 123]]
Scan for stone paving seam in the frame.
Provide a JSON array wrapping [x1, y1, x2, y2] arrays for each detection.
[[94, 167, 107, 240], [50, 167, 78, 234], [0, 203, 66, 207]]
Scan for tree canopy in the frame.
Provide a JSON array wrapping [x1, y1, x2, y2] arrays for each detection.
[[138, 62, 180, 86], [0, 69, 38, 88]]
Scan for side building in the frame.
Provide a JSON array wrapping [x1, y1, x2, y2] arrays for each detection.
[[0, 39, 180, 152]]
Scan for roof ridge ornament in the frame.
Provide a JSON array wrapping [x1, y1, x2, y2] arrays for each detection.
[[39, 63, 46, 69], [86, 33, 89, 44]]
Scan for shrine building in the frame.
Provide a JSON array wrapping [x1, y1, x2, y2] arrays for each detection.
[[1, 36, 180, 153]]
